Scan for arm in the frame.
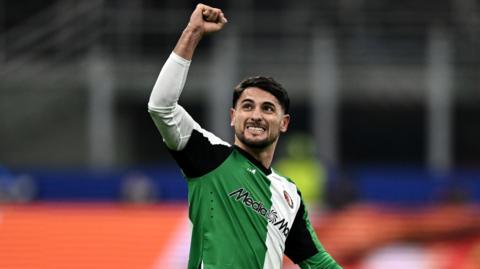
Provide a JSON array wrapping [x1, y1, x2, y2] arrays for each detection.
[[285, 199, 342, 269], [148, 4, 228, 151], [174, 4, 228, 60]]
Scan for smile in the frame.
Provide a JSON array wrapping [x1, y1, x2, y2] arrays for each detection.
[[246, 126, 266, 133]]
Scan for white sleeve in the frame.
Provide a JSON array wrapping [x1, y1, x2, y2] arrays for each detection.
[[148, 52, 200, 151]]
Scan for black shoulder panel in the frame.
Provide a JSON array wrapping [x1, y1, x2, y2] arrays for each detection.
[[169, 129, 232, 178]]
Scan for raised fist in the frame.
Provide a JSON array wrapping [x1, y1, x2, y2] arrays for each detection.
[[188, 4, 228, 35]]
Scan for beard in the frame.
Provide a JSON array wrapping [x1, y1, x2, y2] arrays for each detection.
[[235, 129, 277, 149]]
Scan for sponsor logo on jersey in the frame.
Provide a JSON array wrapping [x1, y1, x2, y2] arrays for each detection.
[[246, 168, 257, 175], [228, 188, 290, 237], [283, 190, 294, 209]]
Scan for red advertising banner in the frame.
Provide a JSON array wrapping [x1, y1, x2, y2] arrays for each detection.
[[0, 203, 479, 269]]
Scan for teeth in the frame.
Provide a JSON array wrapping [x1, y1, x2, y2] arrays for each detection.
[[247, 126, 265, 132]]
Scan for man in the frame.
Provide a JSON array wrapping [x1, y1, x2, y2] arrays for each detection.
[[148, 4, 342, 269]]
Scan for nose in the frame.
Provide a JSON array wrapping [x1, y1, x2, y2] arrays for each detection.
[[250, 107, 262, 120]]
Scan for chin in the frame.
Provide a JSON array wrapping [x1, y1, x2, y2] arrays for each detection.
[[242, 137, 275, 149], [236, 130, 277, 149]]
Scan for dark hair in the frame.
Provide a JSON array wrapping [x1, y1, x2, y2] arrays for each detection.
[[232, 76, 290, 114]]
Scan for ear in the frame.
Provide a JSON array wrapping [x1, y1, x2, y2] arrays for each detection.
[[229, 107, 236, 126], [280, 114, 290, 133]]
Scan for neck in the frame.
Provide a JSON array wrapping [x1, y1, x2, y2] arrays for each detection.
[[234, 139, 277, 169]]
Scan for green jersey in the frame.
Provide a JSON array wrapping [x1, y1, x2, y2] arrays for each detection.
[[148, 53, 341, 269], [168, 128, 341, 269]]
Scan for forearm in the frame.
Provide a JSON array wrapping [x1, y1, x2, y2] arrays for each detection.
[[173, 25, 204, 60], [173, 3, 226, 60], [149, 3, 226, 108]]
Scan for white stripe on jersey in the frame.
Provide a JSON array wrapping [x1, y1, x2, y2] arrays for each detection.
[[196, 127, 231, 147], [263, 170, 301, 269]]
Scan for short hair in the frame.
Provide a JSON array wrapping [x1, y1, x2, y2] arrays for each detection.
[[232, 76, 290, 114]]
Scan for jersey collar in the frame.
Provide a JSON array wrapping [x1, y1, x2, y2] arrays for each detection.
[[233, 145, 272, 175]]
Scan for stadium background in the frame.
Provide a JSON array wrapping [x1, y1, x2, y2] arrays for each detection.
[[0, 0, 479, 268]]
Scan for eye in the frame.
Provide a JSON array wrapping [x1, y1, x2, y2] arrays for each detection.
[[263, 104, 275, 113], [242, 103, 253, 111]]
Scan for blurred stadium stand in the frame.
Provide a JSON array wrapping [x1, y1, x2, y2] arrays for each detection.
[[1, 1, 480, 268], [0, 0, 479, 203]]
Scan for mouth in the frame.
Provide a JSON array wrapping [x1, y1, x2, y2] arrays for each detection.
[[245, 124, 266, 134]]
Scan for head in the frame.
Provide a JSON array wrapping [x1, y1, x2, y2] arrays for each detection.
[[230, 76, 290, 150]]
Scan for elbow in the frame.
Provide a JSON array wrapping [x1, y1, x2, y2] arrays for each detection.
[[148, 102, 176, 115], [148, 103, 179, 125]]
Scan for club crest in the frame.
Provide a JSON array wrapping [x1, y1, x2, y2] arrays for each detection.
[[283, 190, 294, 209]]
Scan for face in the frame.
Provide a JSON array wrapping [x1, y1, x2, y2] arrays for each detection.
[[230, 87, 290, 150]]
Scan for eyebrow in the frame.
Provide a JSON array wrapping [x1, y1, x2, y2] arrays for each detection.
[[262, 102, 276, 107], [241, 98, 277, 107]]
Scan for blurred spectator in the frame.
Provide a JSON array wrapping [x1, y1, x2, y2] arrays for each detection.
[[121, 173, 157, 204], [275, 132, 326, 212], [0, 166, 36, 203], [10, 174, 36, 203]]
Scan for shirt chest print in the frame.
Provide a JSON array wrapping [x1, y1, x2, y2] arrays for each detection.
[[228, 187, 291, 237]]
